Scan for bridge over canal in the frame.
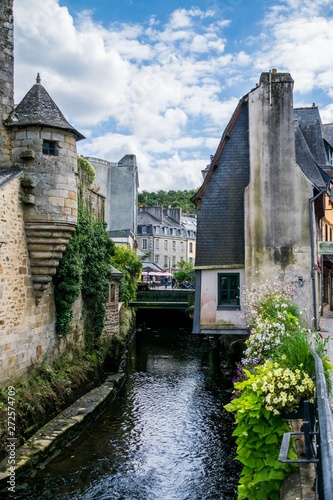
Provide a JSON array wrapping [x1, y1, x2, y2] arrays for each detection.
[[129, 289, 195, 310]]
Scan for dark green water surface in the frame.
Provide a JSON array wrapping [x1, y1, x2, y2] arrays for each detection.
[[17, 312, 240, 499]]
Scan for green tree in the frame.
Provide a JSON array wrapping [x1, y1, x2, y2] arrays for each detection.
[[138, 189, 198, 214], [173, 259, 195, 284], [110, 246, 142, 305]]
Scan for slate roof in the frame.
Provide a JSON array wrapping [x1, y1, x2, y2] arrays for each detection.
[[294, 107, 332, 189], [5, 74, 84, 141], [138, 209, 183, 229], [323, 123, 333, 148], [191, 97, 246, 207], [294, 107, 327, 164], [0, 167, 23, 188], [138, 210, 162, 226]]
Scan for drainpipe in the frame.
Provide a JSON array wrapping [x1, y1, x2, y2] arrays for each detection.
[[309, 190, 325, 330]]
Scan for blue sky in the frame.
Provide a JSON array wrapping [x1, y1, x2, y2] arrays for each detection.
[[14, 0, 333, 191]]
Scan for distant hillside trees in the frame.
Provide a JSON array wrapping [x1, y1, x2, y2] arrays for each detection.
[[138, 189, 198, 214]]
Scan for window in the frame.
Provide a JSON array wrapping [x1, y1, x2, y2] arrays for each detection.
[[155, 239, 159, 250], [156, 254, 159, 263], [142, 239, 148, 250], [109, 283, 116, 303], [142, 225, 147, 234], [164, 240, 168, 250], [164, 256, 168, 267], [218, 273, 240, 308], [42, 140, 58, 155], [172, 240, 176, 251], [172, 256, 176, 266], [189, 242, 193, 253]]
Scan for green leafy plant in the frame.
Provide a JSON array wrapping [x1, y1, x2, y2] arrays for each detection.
[[225, 368, 297, 500], [272, 328, 315, 377], [173, 259, 195, 284], [226, 278, 333, 499], [53, 236, 83, 335], [249, 360, 315, 415], [243, 287, 303, 366], [79, 205, 115, 347], [54, 197, 115, 345], [110, 245, 142, 305], [78, 156, 96, 185], [138, 189, 198, 214]]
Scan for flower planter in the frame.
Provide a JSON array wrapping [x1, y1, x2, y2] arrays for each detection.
[[281, 400, 314, 420]]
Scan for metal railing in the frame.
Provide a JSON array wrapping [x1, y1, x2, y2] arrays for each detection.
[[279, 350, 333, 499]]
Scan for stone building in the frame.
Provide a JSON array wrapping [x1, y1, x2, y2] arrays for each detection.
[[86, 155, 139, 250], [137, 206, 196, 272], [192, 71, 333, 335], [0, 0, 121, 386]]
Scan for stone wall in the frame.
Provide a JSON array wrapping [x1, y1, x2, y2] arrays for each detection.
[[102, 281, 121, 338], [0, 176, 74, 387], [10, 127, 79, 304], [0, 0, 14, 167], [80, 183, 105, 223], [11, 127, 78, 225]]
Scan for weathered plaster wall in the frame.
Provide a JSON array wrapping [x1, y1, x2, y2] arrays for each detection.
[[245, 72, 314, 321], [88, 155, 138, 234], [200, 268, 246, 331]]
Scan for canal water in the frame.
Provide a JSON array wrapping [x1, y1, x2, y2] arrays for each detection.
[[17, 311, 241, 499]]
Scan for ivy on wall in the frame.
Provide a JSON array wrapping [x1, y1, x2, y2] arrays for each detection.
[[54, 157, 115, 347], [53, 236, 83, 335], [80, 205, 115, 348], [77, 156, 96, 185]]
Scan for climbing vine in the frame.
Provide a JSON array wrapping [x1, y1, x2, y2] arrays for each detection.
[[53, 236, 83, 335], [54, 200, 115, 346], [77, 156, 96, 185], [79, 205, 115, 347]]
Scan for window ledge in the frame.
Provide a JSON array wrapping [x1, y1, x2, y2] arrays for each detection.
[[217, 305, 241, 311]]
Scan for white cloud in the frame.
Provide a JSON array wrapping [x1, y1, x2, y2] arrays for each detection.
[[13, 0, 333, 191], [256, 2, 333, 100]]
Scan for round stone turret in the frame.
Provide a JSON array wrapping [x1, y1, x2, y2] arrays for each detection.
[[5, 75, 85, 303]]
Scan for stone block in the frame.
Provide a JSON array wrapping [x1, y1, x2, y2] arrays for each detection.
[[50, 132, 64, 141], [64, 198, 77, 209], [27, 131, 41, 139], [49, 196, 65, 207]]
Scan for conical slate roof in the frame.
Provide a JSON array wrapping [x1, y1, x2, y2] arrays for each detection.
[[6, 74, 84, 140]]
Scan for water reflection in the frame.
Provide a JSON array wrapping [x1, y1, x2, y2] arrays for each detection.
[[17, 316, 240, 499]]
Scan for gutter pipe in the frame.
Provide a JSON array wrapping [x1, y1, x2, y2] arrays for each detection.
[[309, 190, 325, 331]]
